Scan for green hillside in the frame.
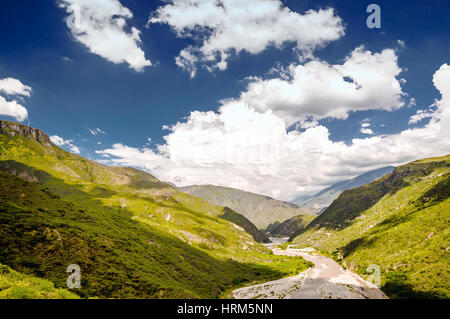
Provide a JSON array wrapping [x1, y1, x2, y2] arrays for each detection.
[[0, 263, 79, 299], [180, 184, 314, 229], [293, 155, 450, 298], [0, 120, 311, 298]]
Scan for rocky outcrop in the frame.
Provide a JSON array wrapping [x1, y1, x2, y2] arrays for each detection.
[[0, 120, 52, 145]]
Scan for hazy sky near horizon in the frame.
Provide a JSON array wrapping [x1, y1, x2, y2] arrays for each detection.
[[1, 0, 449, 200]]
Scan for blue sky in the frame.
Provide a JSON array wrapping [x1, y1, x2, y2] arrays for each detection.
[[1, 0, 449, 200]]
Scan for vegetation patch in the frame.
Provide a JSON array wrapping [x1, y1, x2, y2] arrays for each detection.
[[293, 155, 450, 298], [0, 133, 312, 298]]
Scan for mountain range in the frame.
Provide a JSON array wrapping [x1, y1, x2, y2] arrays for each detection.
[[293, 166, 396, 212], [0, 119, 448, 299], [179, 184, 314, 229]]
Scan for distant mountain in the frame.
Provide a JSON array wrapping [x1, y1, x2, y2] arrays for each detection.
[[264, 214, 315, 238], [220, 207, 269, 243], [293, 154, 450, 298], [0, 119, 311, 298], [179, 185, 314, 229], [293, 166, 395, 212]]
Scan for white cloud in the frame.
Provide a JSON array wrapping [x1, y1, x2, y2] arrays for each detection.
[[0, 96, 28, 122], [408, 97, 416, 107], [408, 63, 450, 125], [433, 64, 450, 101], [50, 135, 81, 154], [0, 77, 31, 122], [88, 127, 106, 136], [58, 0, 151, 71], [149, 0, 344, 76], [360, 121, 373, 134], [359, 128, 373, 135], [408, 109, 434, 124], [97, 64, 450, 201], [430, 63, 450, 135], [0, 78, 32, 97], [240, 46, 406, 124]]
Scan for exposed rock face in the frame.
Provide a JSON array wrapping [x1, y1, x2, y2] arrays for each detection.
[[0, 120, 51, 145]]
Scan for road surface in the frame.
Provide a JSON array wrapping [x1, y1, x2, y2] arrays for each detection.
[[232, 248, 387, 299]]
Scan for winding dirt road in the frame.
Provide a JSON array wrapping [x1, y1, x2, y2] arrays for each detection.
[[232, 248, 387, 299]]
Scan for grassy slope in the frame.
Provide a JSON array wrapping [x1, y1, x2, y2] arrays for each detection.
[[0, 134, 311, 298], [0, 263, 79, 299], [293, 155, 450, 298], [180, 184, 314, 229]]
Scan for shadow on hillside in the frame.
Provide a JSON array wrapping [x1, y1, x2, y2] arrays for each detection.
[[109, 167, 171, 191], [340, 236, 377, 258], [127, 180, 171, 190], [382, 271, 446, 299], [86, 185, 117, 198], [0, 159, 119, 197], [0, 160, 52, 183], [218, 207, 269, 243], [0, 160, 286, 298], [376, 213, 414, 229]]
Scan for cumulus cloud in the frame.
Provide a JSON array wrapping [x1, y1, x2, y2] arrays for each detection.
[[50, 135, 81, 154], [58, 0, 151, 71], [149, 0, 344, 76], [240, 46, 406, 124], [0, 78, 32, 97], [409, 63, 450, 125], [0, 96, 28, 122], [433, 64, 450, 101], [430, 63, 450, 133], [0, 77, 31, 122], [97, 63, 450, 200]]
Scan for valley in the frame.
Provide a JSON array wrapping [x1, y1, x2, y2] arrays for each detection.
[[0, 120, 448, 299], [0, 120, 312, 298], [179, 184, 315, 229], [1, 0, 449, 304]]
